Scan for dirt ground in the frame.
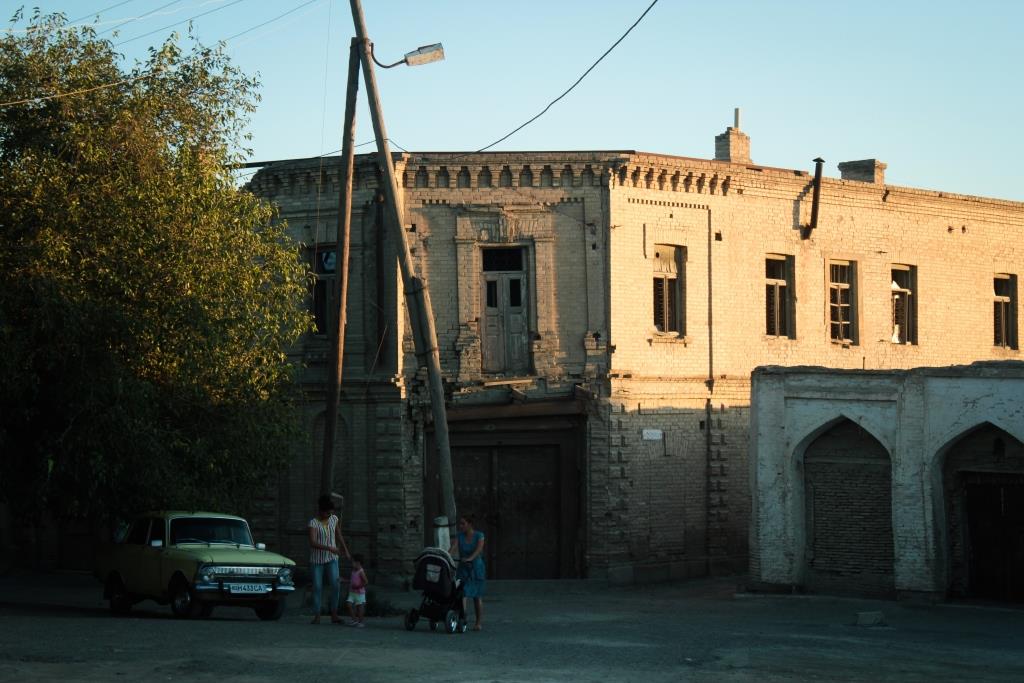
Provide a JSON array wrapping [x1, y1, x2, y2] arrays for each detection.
[[0, 571, 1022, 682]]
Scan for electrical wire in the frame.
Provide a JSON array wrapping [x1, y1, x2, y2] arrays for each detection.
[[114, 0, 247, 46], [68, 1, 142, 25], [474, 0, 659, 153], [0, 0, 323, 109], [418, 0, 660, 164], [97, 0, 185, 36]]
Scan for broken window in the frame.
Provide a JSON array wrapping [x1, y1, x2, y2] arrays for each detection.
[[765, 255, 794, 338], [482, 247, 529, 374], [312, 247, 337, 336], [652, 245, 685, 335], [994, 274, 1018, 349], [828, 260, 857, 344], [891, 265, 917, 345]]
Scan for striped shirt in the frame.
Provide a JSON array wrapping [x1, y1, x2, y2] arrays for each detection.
[[308, 514, 339, 565]]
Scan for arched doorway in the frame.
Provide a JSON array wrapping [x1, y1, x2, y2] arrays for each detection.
[[942, 424, 1024, 602], [803, 419, 894, 596]]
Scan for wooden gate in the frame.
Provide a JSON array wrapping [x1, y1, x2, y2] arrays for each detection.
[[426, 407, 582, 579]]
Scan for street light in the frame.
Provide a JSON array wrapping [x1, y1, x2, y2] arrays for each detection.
[[316, 0, 459, 548], [372, 43, 445, 69]]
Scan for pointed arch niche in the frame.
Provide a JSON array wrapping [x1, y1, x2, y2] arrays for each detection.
[[937, 422, 1024, 602], [800, 418, 895, 596]]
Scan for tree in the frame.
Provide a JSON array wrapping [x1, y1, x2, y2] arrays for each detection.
[[0, 10, 311, 527]]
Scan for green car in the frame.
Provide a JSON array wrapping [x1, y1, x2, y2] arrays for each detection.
[[95, 511, 296, 620]]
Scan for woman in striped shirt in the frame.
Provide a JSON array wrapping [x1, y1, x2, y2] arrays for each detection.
[[308, 494, 350, 624]]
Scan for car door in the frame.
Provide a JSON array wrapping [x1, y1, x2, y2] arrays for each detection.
[[118, 518, 151, 594], [140, 517, 167, 597]]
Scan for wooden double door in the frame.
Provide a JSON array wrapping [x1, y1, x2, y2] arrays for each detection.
[[426, 414, 582, 579]]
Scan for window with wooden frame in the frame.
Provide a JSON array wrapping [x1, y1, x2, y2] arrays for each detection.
[[312, 247, 337, 336], [994, 274, 1018, 349], [828, 260, 857, 344], [652, 245, 685, 335], [890, 265, 917, 344], [765, 255, 795, 338]]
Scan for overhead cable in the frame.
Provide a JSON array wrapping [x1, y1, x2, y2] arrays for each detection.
[[97, 0, 185, 36], [0, 0, 322, 109], [114, 0, 247, 46]]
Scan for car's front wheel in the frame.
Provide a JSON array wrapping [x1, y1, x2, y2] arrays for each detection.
[[169, 579, 201, 619], [254, 600, 286, 621], [107, 575, 132, 616]]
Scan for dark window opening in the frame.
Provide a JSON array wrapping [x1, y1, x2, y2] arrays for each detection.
[[483, 248, 524, 272], [994, 275, 1017, 349], [652, 245, 684, 334], [828, 261, 856, 343], [891, 266, 916, 344], [509, 278, 522, 307], [126, 519, 150, 545], [311, 248, 337, 336], [486, 280, 498, 308], [766, 256, 793, 337]]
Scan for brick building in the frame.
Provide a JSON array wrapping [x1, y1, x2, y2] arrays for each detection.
[[246, 119, 1023, 586]]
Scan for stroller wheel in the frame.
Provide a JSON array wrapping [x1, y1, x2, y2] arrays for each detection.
[[444, 609, 459, 634], [429, 620, 438, 632], [404, 608, 419, 631]]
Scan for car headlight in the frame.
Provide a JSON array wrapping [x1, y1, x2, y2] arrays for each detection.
[[277, 567, 293, 585], [198, 566, 216, 583]]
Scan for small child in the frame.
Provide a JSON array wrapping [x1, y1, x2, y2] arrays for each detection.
[[346, 554, 368, 627]]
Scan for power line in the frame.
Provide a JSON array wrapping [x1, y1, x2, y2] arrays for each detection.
[[97, 0, 185, 36], [222, 0, 320, 43], [69, 1, 142, 25], [423, 0, 660, 163], [476, 0, 658, 152], [114, 0, 247, 46], [0, 0, 323, 109]]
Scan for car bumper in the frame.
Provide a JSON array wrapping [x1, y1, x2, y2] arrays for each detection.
[[194, 582, 295, 599]]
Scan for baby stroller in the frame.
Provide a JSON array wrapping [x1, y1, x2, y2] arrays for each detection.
[[404, 547, 468, 634]]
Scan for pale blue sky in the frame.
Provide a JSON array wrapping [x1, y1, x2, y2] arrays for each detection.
[[10, 1, 1024, 199]]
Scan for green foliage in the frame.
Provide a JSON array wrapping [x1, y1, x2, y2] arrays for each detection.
[[0, 11, 311, 523]]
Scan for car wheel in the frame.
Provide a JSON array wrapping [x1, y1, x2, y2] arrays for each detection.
[[107, 575, 132, 616], [254, 600, 285, 621], [445, 609, 458, 634], [169, 579, 201, 619], [404, 608, 418, 631]]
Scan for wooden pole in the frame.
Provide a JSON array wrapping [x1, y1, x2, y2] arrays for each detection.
[[320, 38, 361, 497], [347, 0, 457, 528]]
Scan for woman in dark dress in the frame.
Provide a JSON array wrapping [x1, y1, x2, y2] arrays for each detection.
[[449, 515, 486, 631]]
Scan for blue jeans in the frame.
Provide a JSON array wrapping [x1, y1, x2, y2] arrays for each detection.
[[310, 558, 340, 616]]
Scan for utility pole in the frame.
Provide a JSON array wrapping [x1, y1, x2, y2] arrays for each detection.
[[346, 0, 458, 528], [319, 38, 361, 497]]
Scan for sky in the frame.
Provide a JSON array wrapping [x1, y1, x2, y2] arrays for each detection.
[[7, 0, 1024, 200]]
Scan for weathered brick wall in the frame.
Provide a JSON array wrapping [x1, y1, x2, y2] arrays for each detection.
[[804, 420, 895, 596]]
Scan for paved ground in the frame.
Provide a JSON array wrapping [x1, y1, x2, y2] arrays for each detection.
[[0, 571, 1022, 682]]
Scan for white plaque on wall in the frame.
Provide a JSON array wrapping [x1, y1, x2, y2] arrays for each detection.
[[642, 429, 663, 441]]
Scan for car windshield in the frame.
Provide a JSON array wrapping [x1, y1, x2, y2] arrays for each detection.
[[169, 517, 254, 546]]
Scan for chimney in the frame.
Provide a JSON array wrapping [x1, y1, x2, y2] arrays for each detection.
[[838, 159, 886, 184], [714, 107, 751, 164]]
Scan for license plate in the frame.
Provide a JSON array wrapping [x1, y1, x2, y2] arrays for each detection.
[[228, 583, 269, 594]]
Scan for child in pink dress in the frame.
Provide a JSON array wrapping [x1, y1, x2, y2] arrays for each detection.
[[346, 554, 368, 627]]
